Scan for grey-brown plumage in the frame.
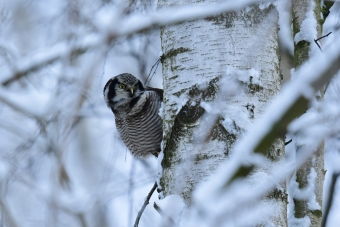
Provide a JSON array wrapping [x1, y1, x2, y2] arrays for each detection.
[[103, 73, 163, 158]]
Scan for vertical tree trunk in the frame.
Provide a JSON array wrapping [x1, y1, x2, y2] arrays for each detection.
[[292, 0, 324, 226], [158, 1, 287, 225]]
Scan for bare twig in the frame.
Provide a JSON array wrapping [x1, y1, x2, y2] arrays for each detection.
[[314, 39, 322, 50], [145, 57, 161, 86], [321, 172, 340, 227], [315, 32, 332, 42], [134, 182, 157, 227], [324, 81, 331, 95], [314, 32, 332, 51], [284, 139, 292, 146]]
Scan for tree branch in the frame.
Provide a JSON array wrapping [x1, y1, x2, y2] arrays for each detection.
[[224, 41, 340, 186], [321, 172, 340, 227], [314, 32, 332, 50], [1, 0, 270, 86], [284, 139, 292, 146], [134, 182, 157, 227], [1, 37, 98, 86]]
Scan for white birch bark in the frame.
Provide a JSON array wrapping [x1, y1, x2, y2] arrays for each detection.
[[291, 0, 324, 226], [158, 0, 286, 226]]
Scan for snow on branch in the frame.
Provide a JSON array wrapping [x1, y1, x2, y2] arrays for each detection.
[[1, 0, 271, 86], [117, 0, 271, 35], [187, 44, 340, 225], [190, 140, 323, 226], [1, 35, 101, 86], [200, 35, 340, 191]]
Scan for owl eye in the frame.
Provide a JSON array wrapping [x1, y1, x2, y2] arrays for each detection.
[[119, 84, 126, 89]]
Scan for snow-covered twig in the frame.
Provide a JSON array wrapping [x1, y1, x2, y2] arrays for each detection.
[[116, 0, 270, 37], [192, 133, 327, 227], [1, 36, 100, 86], [190, 36, 340, 225], [222, 41, 340, 186], [134, 182, 157, 227], [1, 0, 270, 86]]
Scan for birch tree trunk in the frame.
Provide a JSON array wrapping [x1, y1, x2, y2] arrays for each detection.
[[292, 0, 324, 226], [158, 1, 286, 226]]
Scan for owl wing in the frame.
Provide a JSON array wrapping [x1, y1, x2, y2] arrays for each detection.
[[125, 90, 163, 158], [146, 86, 163, 101]]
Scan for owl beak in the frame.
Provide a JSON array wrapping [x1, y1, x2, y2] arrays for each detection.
[[130, 87, 134, 95]]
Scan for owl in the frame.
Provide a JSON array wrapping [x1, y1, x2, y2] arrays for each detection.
[[103, 73, 163, 158]]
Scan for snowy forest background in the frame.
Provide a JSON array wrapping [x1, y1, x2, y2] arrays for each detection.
[[0, 0, 340, 226]]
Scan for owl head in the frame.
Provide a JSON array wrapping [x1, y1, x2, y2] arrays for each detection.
[[103, 73, 145, 110]]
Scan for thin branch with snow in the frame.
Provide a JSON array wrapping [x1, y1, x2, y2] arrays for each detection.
[[223, 41, 340, 186], [1, 0, 271, 86]]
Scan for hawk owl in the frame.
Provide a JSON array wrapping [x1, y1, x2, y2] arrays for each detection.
[[103, 73, 163, 158]]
